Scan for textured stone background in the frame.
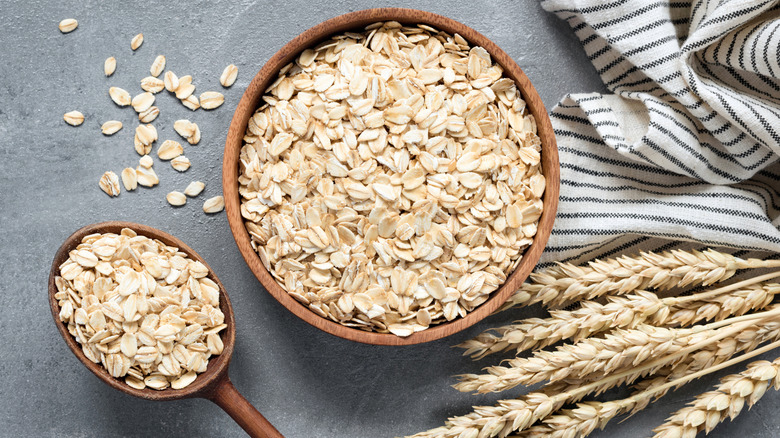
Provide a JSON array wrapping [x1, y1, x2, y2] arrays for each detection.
[[2, 0, 778, 437]]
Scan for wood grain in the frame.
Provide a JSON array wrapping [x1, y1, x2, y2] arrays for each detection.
[[48, 221, 282, 438], [223, 8, 560, 346], [208, 375, 283, 438]]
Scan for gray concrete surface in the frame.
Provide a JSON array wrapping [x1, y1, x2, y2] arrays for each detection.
[[1, 0, 777, 437]]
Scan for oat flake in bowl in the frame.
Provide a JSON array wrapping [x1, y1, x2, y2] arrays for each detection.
[[238, 21, 545, 337]]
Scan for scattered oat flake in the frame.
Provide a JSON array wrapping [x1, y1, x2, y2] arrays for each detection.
[[121, 168, 137, 191], [199, 92, 224, 110], [184, 181, 204, 197], [131, 33, 143, 50], [139, 155, 153, 168], [134, 138, 151, 156], [182, 95, 200, 111], [99, 171, 120, 196], [171, 156, 191, 172], [174, 120, 200, 144], [157, 140, 183, 160], [203, 196, 224, 214], [188, 124, 201, 144], [166, 191, 186, 206], [175, 83, 195, 100], [135, 166, 159, 187], [63, 111, 84, 126], [59, 19, 78, 33], [109, 87, 131, 106], [164, 71, 179, 92], [131, 92, 155, 113], [140, 76, 164, 93], [178, 75, 192, 87], [135, 124, 157, 146], [150, 55, 166, 77], [174, 119, 195, 138], [220, 64, 238, 87], [101, 120, 122, 135], [104, 57, 116, 76], [138, 106, 159, 123]]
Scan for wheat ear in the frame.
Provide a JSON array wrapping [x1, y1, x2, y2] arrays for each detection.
[[652, 356, 780, 437], [405, 382, 576, 438], [642, 320, 780, 390], [518, 339, 780, 438], [459, 292, 666, 360], [454, 309, 780, 394], [581, 319, 780, 405], [668, 280, 780, 325], [501, 250, 780, 310], [461, 282, 780, 360]]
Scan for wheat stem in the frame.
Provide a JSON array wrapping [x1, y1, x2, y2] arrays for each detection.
[[459, 292, 664, 359], [412, 313, 780, 438], [576, 322, 780, 407], [695, 305, 780, 331], [668, 271, 780, 306]]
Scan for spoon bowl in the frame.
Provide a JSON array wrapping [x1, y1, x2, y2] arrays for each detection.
[[48, 221, 282, 437]]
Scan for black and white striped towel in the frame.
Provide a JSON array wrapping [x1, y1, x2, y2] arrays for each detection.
[[538, 0, 780, 265]]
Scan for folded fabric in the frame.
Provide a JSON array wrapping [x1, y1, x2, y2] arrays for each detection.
[[537, 0, 780, 264]]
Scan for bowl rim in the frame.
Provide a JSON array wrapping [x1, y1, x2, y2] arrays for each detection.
[[48, 221, 236, 400], [222, 7, 559, 345]]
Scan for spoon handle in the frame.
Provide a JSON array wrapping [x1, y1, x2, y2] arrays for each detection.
[[207, 376, 284, 438]]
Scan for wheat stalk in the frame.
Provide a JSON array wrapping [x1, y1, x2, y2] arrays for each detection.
[[454, 310, 780, 394], [455, 324, 687, 393], [579, 318, 780, 403], [515, 324, 780, 437], [652, 357, 780, 438], [668, 282, 779, 326], [501, 250, 780, 310], [658, 320, 780, 383], [518, 340, 780, 438], [465, 278, 780, 361], [461, 282, 780, 360], [459, 292, 666, 360], [407, 381, 586, 438]]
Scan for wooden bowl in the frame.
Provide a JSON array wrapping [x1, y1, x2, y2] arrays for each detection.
[[48, 221, 282, 437], [223, 8, 560, 345]]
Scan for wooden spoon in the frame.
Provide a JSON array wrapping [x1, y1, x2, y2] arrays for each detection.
[[48, 221, 283, 438]]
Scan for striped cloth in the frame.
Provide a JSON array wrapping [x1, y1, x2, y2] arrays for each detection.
[[538, 0, 780, 265]]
